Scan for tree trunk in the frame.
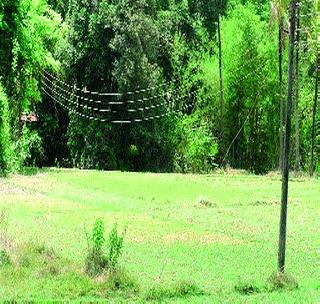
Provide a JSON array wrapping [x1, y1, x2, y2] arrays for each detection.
[[279, 17, 284, 171], [217, 12, 225, 165], [278, 0, 297, 274], [294, 6, 301, 173], [310, 57, 319, 176]]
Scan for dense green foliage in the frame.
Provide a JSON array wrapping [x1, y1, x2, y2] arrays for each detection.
[[0, 82, 13, 174], [0, 0, 318, 173], [0, 0, 63, 169]]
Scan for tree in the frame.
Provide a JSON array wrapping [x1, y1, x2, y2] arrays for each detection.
[[0, 0, 63, 169], [294, 4, 301, 173], [217, 2, 225, 164], [222, 3, 278, 173], [310, 56, 319, 176], [270, 0, 289, 171]]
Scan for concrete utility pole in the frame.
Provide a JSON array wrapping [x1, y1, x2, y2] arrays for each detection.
[[278, 0, 298, 273]]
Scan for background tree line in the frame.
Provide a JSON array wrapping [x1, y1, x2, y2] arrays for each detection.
[[0, 0, 318, 175]]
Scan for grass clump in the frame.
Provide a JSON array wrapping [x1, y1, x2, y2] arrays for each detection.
[[16, 242, 61, 278], [198, 198, 215, 208], [268, 272, 298, 291], [105, 268, 140, 293], [85, 219, 126, 277], [234, 281, 260, 295], [0, 249, 11, 266], [145, 280, 204, 301]]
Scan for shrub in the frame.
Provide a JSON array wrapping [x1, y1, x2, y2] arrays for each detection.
[[85, 220, 126, 277], [108, 224, 126, 271], [15, 125, 44, 169], [67, 117, 117, 170], [85, 219, 107, 277], [174, 114, 218, 173]]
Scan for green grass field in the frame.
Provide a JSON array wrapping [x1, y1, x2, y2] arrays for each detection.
[[0, 169, 319, 303]]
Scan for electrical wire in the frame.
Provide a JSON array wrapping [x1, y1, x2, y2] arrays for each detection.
[[41, 79, 199, 124]]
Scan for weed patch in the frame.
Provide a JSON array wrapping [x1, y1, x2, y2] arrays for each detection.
[[0, 207, 10, 247], [104, 268, 140, 293], [145, 280, 204, 301], [197, 198, 216, 208], [0, 249, 11, 266], [14, 241, 62, 279], [252, 200, 279, 206], [268, 272, 298, 291], [234, 281, 261, 295]]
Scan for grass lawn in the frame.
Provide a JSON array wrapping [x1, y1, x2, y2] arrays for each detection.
[[0, 168, 319, 302]]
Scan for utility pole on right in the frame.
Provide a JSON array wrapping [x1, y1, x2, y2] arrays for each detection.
[[278, 0, 298, 273]]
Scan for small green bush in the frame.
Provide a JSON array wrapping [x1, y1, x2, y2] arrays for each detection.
[[85, 219, 126, 277], [108, 224, 126, 271], [15, 125, 44, 169], [85, 219, 107, 277]]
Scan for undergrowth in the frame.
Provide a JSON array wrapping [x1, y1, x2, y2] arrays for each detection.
[[234, 281, 261, 295], [268, 272, 298, 291], [85, 219, 126, 277], [145, 280, 205, 301]]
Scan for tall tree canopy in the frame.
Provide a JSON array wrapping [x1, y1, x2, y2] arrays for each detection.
[[0, 0, 318, 175]]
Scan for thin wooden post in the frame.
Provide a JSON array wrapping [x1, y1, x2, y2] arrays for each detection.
[[278, 0, 298, 273]]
